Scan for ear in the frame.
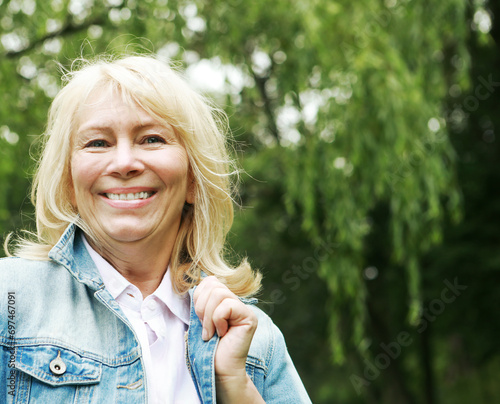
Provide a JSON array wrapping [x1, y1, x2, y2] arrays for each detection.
[[186, 173, 195, 205]]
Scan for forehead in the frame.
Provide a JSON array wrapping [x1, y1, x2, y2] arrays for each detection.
[[79, 86, 142, 114], [75, 87, 159, 131]]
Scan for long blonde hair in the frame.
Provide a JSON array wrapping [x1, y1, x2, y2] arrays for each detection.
[[8, 55, 261, 297]]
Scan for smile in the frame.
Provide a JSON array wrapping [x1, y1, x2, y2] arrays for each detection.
[[104, 192, 155, 201]]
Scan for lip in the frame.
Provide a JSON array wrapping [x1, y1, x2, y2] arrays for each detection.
[[101, 187, 157, 194], [98, 187, 158, 209]]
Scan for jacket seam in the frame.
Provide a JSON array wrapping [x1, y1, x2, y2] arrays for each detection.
[[1, 338, 140, 366], [263, 321, 275, 378]]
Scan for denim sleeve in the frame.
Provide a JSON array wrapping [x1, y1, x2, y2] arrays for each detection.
[[249, 307, 312, 403]]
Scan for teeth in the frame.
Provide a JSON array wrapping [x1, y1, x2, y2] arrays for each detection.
[[105, 192, 154, 201]]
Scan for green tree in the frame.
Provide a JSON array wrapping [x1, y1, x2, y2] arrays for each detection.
[[1, 0, 498, 402]]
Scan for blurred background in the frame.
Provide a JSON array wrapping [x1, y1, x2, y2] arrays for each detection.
[[0, 0, 498, 402]]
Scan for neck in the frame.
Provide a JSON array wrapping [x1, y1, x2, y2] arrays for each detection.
[[88, 235, 175, 298]]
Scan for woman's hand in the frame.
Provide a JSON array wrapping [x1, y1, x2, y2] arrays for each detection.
[[193, 276, 265, 403]]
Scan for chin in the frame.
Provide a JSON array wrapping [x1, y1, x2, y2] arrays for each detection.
[[106, 230, 150, 244], [97, 223, 151, 243]]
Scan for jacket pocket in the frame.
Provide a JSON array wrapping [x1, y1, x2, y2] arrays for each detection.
[[7, 344, 102, 404], [15, 344, 102, 386]]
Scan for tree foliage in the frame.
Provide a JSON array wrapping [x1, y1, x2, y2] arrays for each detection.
[[0, 0, 498, 402]]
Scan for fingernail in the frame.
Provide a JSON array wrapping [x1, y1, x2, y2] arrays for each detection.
[[202, 328, 208, 341]]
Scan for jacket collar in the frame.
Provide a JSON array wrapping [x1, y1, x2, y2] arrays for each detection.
[[48, 223, 105, 291]]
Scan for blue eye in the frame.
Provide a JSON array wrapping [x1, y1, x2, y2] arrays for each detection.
[[86, 139, 107, 148], [145, 136, 165, 144]]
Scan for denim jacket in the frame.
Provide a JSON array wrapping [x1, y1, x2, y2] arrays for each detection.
[[0, 224, 311, 403]]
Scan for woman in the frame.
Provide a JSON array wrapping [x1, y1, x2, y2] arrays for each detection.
[[0, 55, 311, 403]]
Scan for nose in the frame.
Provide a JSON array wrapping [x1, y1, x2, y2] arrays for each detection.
[[107, 141, 145, 178]]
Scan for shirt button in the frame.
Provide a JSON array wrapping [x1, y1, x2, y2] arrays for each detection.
[[146, 299, 159, 311], [49, 351, 67, 376]]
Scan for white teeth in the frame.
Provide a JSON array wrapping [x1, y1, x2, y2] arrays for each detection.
[[105, 192, 153, 201]]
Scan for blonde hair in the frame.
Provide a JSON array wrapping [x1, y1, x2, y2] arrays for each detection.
[[8, 55, 261, 297]]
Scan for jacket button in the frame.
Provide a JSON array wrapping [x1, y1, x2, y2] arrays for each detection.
[[49, 351, 67, 376]]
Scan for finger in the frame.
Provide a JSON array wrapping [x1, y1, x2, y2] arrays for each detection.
[[194, 277, 235, 340], [216, 299, 257, 337], [193, 276, 218, 305], [201, 288, 236, 340], [193, 276, 221, 320], [212, 298, 245, 338]]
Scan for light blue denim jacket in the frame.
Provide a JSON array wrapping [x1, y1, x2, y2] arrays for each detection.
[[0, 224, 311, 403]]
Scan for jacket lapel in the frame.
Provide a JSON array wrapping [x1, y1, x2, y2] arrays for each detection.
[[186, 287, 219, 404]]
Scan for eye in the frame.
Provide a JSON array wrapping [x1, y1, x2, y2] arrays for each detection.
[[144, 136, 166, 144], [85, 139, 108, 148]]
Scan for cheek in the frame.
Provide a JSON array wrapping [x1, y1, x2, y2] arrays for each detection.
[[167, 165, 190, 193], [70, 155, 99, 204], [157, 151, 190, 185]]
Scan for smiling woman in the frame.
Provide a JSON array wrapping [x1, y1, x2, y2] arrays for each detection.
[[70, 89, 193, 292], [0, 55, 311, 403]]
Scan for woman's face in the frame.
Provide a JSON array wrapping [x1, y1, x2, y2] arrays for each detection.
[[70, 89, 194, 247]]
